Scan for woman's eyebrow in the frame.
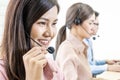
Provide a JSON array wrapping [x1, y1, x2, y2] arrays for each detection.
[[40, 17, 58, 22]]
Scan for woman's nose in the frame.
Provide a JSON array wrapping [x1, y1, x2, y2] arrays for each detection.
[[43, 27, 53, 37]]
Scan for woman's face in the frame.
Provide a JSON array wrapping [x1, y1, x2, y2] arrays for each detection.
[[30, 6, 58, 48], [92, 17, 99, 35], [80, 13, 96, 38]]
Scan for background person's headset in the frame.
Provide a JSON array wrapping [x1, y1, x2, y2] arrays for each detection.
[[74, 8, 81, 25], [73, 8, 92, 37], [73, 8, 100, 40]]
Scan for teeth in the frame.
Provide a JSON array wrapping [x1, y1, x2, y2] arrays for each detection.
[[40, 40, 49, 45]]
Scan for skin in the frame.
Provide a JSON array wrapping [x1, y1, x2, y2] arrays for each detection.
[[23, 6, 58, 80], [71, 13, 96, 41], [92, 17, 99, 35], [30, 7, 58, 48]]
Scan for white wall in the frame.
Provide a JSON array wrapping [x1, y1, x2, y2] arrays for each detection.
[[0, 0, 9, 45]]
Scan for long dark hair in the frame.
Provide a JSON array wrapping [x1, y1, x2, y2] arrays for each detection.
[[54, 2, 94, 59], [1, 0, 59, 80]]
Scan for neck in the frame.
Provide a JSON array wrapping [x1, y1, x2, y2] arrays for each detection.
[[70, 27, 83, 41]]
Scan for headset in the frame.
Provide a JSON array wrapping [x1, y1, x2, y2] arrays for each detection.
[[25, 32, 55, 54], [74, 8, 81, 25], [74, 8, 100, 40], [73, 8, 92, 36]]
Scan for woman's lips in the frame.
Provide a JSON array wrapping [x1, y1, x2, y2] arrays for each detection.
[[38, 39, 50, 46]]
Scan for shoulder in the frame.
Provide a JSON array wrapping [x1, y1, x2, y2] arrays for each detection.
[[0, 59, 8, 80], [58, 40, 74, 51], [57, 40, 78, 58]]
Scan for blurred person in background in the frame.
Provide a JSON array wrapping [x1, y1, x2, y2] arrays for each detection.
[[84, 11, 120, 77], [55, 2, 96, 80]]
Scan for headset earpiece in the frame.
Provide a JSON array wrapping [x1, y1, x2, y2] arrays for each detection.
[[74, 17, 81, 25], [74, 8, 81, 25]]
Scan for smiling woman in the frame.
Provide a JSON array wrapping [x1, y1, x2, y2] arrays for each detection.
[[30, 6, 58, 48], [0, 0, 64, 80]]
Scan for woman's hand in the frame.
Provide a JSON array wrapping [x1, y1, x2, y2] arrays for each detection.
[[23, 47, 48, 80], [106, 59, 120, 65], [107, 65, 120, 72]]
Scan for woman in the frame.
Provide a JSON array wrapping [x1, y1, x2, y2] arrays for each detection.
[[55, 2, 96, 80], [0, 0, 64, 80]]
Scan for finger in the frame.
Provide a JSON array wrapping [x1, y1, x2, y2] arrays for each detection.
[[23, 47, 43, 65], [29, 59, 48, 75], [24, 47, 41, 56], [31, 53, 46, 62], [24, 47, 47, 58], [37, 58, 48, 68]]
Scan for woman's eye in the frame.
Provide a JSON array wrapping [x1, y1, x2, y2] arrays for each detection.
[[39, 22, 46, 25], [89, 22, 94, 25], [89, 22, 92, 25], [52, 22, 57, 27], [94, 23, 99, 26], [53, 22, 57, 25]]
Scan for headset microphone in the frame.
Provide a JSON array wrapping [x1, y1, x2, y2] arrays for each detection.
[[92, 37, 96, 40], [47, 47, 55, 54], [26, 32, 55, 54], [92, 35, 100, 40], [81, 27, 91, 36], [81, 27, 100, 40]]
